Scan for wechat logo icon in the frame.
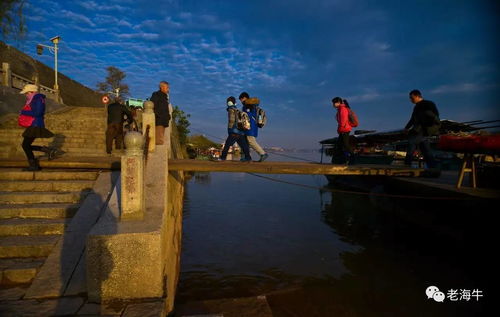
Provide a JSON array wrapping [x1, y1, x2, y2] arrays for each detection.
[[426, 286, 445, 302]]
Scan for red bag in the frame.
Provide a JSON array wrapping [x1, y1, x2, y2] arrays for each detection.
[[348, 109, 359, 127], [18, 104, 34, 128]]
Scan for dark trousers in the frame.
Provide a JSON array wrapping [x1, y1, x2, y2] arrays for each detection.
[[106, 123, 123, 154], [405, 133, 435, 168], [335, 132, 352, 164], [221, 134, 251, 160], [22, 137, 44, 161]]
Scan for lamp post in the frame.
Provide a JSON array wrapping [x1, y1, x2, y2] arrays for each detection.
[[37, 35, 61, 92]]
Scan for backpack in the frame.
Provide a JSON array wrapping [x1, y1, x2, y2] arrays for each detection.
[[348, 109, 359, 127], [236, 110, 251, 131], [256, 106, 267, 128]]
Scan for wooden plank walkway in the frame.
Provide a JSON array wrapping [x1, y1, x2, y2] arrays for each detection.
[[0, 157, 426, 177], [168, 159, 425, 176]]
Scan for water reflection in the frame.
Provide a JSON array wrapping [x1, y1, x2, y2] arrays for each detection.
[[177, 160, 492, 316], [194, 172, 211, 185], [310, 187, 492, 316], [177, 172, 358, 303]]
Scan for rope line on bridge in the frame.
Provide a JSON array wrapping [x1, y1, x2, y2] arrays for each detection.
[[246, 173, 476, 201]]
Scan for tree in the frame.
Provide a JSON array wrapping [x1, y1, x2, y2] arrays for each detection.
[[172, 105, 190, 145], [96, 66, 130, 97], [0, 0, 26, 41], [188, 134, 219, 150]]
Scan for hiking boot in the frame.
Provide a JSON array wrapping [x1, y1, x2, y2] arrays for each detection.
[[48, 147, 58, 160], [41, 146, 58, 160], [258, 153, 269, 162], [23, 159, 41, 171], [240, 157, 252, 162]]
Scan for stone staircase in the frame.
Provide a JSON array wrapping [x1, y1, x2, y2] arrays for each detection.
[[0, 106, 112, 159], [0, 169, 99, 287]]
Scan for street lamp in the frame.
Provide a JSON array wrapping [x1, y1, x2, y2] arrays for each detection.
[[37, 35, 61, 91]]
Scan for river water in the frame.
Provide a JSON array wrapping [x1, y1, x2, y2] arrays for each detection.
[[175, 152, 492, 316]]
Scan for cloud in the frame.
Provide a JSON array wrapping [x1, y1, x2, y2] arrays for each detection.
[[430, 83, 498, 94], [76, 1, 128, 12], [60, 10, 95, 27], [117, 32, 160, 41], [346, 91, 381, 102], [14, 0, 498, 149], [117, 20, 133, 28], [26, 15, 46, 22]]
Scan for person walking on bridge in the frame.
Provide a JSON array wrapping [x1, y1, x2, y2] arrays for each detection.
[[239, 92, 268, 162], [404, 89, 440, 168], [219, 96, 252, 162], [332, 97, 353, 164], [150, 81, 171, 145]]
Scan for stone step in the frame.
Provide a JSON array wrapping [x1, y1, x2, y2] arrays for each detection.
[[0, 131, 106, 141], [0, 146, 107, 156], [0, 157, 121, 169], [45, 121, 105, 125], [59, 147, 109, 154], [0, 257, 45, 285], [0, 124, 107, 131], [47, 116, 105, 120], [0, 235, 60, 258], [0, 218, 68, 236], [0, 191, 86, 205], [0, 169, 99, 181], [0, 142, 106, 150], [0, 152, 116, 159], [0, 203, 79, 219], [45, 125, 107, 131], [0, 133, 106, 141], [0, 130, 107, 137], [0, 180, 95, 192]]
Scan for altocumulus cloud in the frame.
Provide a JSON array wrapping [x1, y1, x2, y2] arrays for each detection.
[[10, 0, 499, 148]]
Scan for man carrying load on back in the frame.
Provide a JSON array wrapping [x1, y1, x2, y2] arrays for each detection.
[[239, 92, 269, 162]]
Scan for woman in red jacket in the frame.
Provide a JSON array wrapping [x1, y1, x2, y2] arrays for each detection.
[[332, 97, 353, 164], [18, 84, 56, 171]]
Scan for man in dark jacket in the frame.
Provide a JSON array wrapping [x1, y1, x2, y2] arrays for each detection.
[[404, 89, 441, 168], [106, 97, 132, 154], [149, 81, 171, 145]]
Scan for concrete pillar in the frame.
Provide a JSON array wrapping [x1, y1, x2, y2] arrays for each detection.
[[121, 131, 145, 221], [142, 100, 155, 153], [2, 62, 12, 87]]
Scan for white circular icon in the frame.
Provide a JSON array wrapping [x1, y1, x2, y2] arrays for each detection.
[[102, 95, 110, 104], [433, 291, 445, 302], [426, 286, 440, 299]]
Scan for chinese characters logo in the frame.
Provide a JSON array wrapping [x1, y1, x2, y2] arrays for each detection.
[[426, 286, 483, 302]]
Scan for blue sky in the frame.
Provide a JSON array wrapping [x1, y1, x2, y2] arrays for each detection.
[[8, 0, 500, 148]]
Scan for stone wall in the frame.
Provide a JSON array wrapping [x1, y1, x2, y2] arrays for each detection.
[[164, 123, 185, 312], [0, 85, 66, 118], [0, 41, 102, 108], [86, 121, 185, 315]]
